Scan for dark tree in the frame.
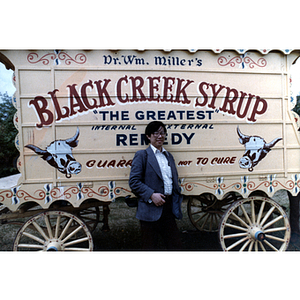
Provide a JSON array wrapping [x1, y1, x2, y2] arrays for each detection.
[[0, 92, 19, 177], [293, 95, 300, 116]]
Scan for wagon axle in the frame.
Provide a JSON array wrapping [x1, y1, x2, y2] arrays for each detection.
[[46, 240, 62, 251], [250, 227, 266, 241]]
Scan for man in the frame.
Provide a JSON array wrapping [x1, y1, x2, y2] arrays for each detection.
[[129, 121, 183, 250]]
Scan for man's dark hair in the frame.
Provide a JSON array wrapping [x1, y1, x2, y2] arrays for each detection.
[[145, 121, 167, 137]]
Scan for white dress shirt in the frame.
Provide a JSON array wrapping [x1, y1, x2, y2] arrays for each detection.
[[150, 144, 173, 195]]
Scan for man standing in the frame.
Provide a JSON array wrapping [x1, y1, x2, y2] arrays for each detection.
[[129, 121, 183, 250]]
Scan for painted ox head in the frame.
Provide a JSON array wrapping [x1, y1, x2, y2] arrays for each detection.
[[26, 127, 82, 178], [237, 126, 282, 172]]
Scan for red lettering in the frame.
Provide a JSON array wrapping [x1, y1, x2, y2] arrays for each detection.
[[129, 76, 146, 101], [248, 96, 268, 122], [209, 84, 226, 109], [116, 75, 129, 103], [175, 78, 193, 104], [235, 92, 254, 119], [116, 160, 126, 167], [162, 77, 175, 101], [97, 160, 108, 168], [219, 87, 239, 115], [94, 79, 114, 107], [29, 96, 53, 128], [48, 89, 69, 121], [210, 156, 237, 165], [147, 76, 161, 101], [67, 84, 88, 116], [86, 160, 96, 168], [81, 80, 97, 109], [195, 81, 209, 107], [107, 160, 116, 168]]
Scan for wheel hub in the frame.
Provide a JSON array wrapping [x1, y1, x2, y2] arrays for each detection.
[[46, 240, 63, 251], [250, 226, 265, 241]]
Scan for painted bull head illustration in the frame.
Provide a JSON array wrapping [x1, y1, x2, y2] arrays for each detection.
[[26, 127, 82, 178], [237, 126, 282, 172]]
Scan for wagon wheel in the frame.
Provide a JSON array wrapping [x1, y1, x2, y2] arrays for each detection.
[[219, 196, 290, 251], [13, 210, 93, 251], [52, 200, 101, 233], [187, 193, 237, 232], [76, 206, 100, 233]]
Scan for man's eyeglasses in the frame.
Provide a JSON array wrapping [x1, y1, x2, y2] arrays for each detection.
[[153, 131, 166, 137]]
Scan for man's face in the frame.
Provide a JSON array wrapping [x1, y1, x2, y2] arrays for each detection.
[[147, 126, 166, 150]]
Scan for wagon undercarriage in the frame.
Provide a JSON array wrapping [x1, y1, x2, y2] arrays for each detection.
[[0, 199, 110, 251], [187, 192, 293, 251]]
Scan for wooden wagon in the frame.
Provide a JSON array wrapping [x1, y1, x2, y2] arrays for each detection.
[[0, 49, 299, 251]]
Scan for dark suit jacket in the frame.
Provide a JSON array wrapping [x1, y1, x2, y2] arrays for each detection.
[[129, 146, 183, 222]]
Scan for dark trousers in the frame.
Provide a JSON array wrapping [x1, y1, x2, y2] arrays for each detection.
[[139, 197, 182, 250]]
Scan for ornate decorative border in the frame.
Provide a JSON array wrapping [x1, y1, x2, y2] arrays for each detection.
[[2, 174, 300, 207], [27, 51, 87, 65], [181, 174, 300, 196], [217, 54, 267, 69], [0, 181, 132, 205]]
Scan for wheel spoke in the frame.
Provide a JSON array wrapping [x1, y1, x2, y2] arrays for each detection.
[[256, 201, 265, 225], [224, 222, 248, 231], [239, 239, 251, 251], [23, 231, 45, 245], [190, 209, 202, 216], [258, 241, 266, 251], [260, 206, 275, 227], [61, 225, 83, 243], [55, 215, 61, 239], [264, 227, 287, 233], [64, 236, 89, 247], [263, 239, 279, 251], [226, 236, 249, 251], [59, 218, 73, 240], [32, 220, 49, 241], [263, 215, 283, 230], [223, 232, 248, 239], [194, 212, 208, 224], [44, 214, 53, 239], [230, 212, 249, 228], [240, 204, 252, 225], [248, 240, 254, 251], [200, 213, 210, 230], [17, 244, 44, 249], [251, 200, 255, 224], [64, 248, 91, 251], [265, 234, 286, 243]]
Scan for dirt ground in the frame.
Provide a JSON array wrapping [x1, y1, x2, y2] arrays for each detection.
[[1, 196, 300, 251]]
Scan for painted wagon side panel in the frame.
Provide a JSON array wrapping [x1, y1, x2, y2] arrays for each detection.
[[1, 49, 300, 211]]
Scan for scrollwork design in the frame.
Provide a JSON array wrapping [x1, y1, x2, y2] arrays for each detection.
[[27, 52, 87, 65], [58, 52, 87, 65], [246, 179, 295, 192], [16, 189, 45, 201], [244, 57, 267, 68], [0, 190, 13, 202], [217, 56, 243, 67], [62, 186, 80, 199], [27, 53, 57, 65], [114, 187, 132, 195], [81, 186, 110, 198], [217, 55, 267, 68]]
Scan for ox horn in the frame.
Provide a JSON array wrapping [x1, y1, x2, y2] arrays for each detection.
[[237, 126, 250, 144], [25, 144, 48, 155], [65, 127, 80, 146], [265, 137, 282, 149]]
